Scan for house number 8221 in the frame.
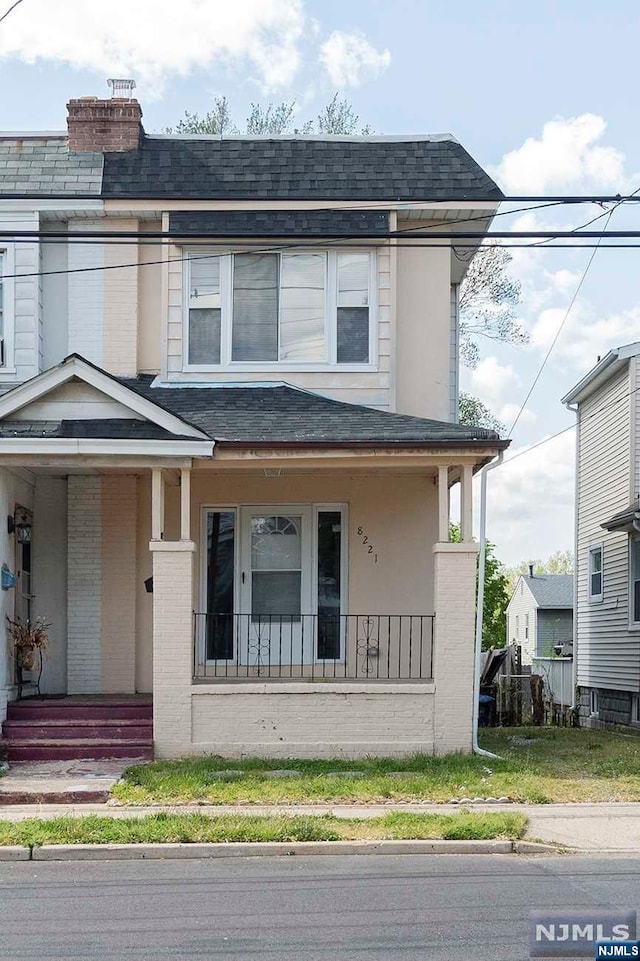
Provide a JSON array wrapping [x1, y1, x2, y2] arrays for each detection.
[[356, 526, 378, 563]]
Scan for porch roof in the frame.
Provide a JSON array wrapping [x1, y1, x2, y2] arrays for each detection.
[[118, 376, 508, 451]]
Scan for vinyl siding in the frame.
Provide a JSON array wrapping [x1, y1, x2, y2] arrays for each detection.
[[576, 364, 638, 690], [505, 576, 537, 664]]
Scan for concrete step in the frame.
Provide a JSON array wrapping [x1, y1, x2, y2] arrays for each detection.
[[7, 701, 152, 722], [3, 720, 153, 740], [6, 739, 153, 762]]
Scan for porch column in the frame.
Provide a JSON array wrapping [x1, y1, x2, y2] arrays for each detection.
[[437, 465, 450, 542], [432, 542, 479, 754], [150, 466, 194, 758], [460, 464, 474, 542]]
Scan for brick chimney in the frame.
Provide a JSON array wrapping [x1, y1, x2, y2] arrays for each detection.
[[67, 87, 143, 153]]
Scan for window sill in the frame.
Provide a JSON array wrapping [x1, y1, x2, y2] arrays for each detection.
[[181, 363, 378, 375]]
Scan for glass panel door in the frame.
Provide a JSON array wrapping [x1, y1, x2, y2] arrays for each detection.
[[203, 510, 236, 660], [239, 507, 312, 668]]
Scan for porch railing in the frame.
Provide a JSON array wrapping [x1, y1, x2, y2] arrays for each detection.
[[192, 613, 434, 681]]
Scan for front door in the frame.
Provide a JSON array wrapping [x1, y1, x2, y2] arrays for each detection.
[[239, 507, 313, 667]]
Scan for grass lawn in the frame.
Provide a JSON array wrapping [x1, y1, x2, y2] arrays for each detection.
[[112, 727, 640, 806], [0, 811, 527, 847]]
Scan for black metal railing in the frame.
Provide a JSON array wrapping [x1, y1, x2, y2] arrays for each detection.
[[192, 613, 434, 681]]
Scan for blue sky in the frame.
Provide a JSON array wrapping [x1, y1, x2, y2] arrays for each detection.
[[1, 0, 638, 565]]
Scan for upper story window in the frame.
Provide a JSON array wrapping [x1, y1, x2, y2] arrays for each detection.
[[185, 250, 375, 370], [588, 544, 603, 603]]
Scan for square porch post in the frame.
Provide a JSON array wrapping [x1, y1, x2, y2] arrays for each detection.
[[150, 468, 194, 758]]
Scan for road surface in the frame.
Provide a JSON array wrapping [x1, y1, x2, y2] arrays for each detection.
[[1, 854, 639, 960]]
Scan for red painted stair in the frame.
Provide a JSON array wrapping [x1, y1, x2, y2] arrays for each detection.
[[1, 697, 153, 762]]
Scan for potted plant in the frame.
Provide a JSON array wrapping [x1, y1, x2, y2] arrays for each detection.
[[6, 616, 50, 672]]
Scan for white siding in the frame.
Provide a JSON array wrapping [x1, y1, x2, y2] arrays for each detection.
[[67, 220, 104, 365], [450, 283, 459, 423], [41, 234, 69, 369], [576, 365, 638, 690], [505, 576, 537, 664], [0, 213, 42, 385]]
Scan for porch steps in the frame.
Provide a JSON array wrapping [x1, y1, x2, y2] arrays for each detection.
[[1, 698, 153, 763]]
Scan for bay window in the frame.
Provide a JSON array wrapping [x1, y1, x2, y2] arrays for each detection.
[[185, 249, 375, 368]]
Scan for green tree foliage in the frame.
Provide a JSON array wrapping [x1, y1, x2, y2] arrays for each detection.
[[450, 523, 510, 649], [458, 391, 504, 433], [166, 93, 372, 136], [506, 550, 574, 592]]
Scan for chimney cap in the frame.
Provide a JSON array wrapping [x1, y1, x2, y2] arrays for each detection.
[[528, 563, 535, 578], [107, 78, 136, 98]]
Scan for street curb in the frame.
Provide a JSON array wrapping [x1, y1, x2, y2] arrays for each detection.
[[513, 841, 563, 854], [27, 839, 522, 860], [0, 846, 30, 860]]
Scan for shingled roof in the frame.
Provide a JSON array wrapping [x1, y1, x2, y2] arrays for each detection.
[[524, 575, 574, 609], [0, 137, 103, 195], [116, 377, 506, 449], [102, 135, 503, 201]]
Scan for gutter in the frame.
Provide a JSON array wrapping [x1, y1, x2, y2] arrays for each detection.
[[472, 450, 504, 760]]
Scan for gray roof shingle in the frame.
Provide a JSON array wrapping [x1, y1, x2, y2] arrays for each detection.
[[0, 138, 102, 195], [103, 136, 503, 201], [0, 419, 190, 440], [525, 575, 574, 609], [168, 209, 390, 236], [117, 377, 506, 448]]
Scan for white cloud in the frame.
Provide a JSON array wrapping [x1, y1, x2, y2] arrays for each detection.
[[470, 357, 520, 408], [0, 0, 306, 94], [497, 402, 537, 427], [486, 431, 576, 565], [494, 114, 625, 193], [531, 302, 640, 370], [320, 31, 390, 87]]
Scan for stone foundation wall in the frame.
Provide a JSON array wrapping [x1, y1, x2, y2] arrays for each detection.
[[577, 686, 639, 730]]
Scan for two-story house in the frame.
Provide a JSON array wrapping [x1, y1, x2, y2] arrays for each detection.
[[563, 342, 640, 729], [0, 89, 506, 761], [506, 568, 574, 664]]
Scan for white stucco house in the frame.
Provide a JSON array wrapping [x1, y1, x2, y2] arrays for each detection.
[[0, 87, 506, 761], [563, 342, 640, 729]]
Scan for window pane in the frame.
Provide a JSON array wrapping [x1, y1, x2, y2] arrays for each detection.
[[252, 571, 301, 618], [188, 308, 221, 364], [591, 549, 602, 574], [337, 307, 369, 363], [280, 254, 326, 361], [251, 516, 301, 570], [337, 253, 369, 307], [317, 511, 342, 659], [232, 253, 278, 361], [189, 255, 220, 309], [591, 571, 602, 597], [205, 511, 235, 660]]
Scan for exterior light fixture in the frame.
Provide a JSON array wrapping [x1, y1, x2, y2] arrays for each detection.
[[7, 508, 32, 544]]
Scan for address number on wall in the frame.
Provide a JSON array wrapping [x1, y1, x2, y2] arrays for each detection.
[[356, 526, 378, 564]]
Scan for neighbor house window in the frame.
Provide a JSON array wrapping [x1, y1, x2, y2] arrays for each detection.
[[525, 614, 529, 640], [588, 544, 603, 603], [185, 250, 374, 368], [515, 615, 519, 639], [632, 694, 640, 724], [590, 689, 600, 716], [630, 537, 640, 626]]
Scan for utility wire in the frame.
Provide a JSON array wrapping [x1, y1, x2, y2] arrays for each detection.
[[0, 0, 23, 26]]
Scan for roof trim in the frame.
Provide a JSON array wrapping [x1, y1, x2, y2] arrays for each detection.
[[147, 133, 460, 144], [0, 355, 210, 441], [214, 438, 510, 451], [562, 342, 640, 405], [602, 500, 640, 532], [0, 438, 213, 457]]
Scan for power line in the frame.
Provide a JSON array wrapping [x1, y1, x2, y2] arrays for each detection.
[[0, 0, 23, 26]]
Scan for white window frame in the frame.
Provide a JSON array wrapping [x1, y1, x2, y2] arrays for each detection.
[[0, 245, 16, 375], [588, 543, 604, 604], [198, 502, 348, 665], [631, 694, 640, 725], [182, 249, 378, 373], [589, 689, 600, 717], [629, 536, 640, 630]]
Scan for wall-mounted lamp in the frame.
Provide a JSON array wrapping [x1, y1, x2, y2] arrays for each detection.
[[8, 509, 32, 544]]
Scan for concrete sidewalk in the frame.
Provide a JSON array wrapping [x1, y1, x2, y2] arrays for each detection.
[[0, 800, 638, 852]]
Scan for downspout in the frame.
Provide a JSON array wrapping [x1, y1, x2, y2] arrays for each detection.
[[472, 450, 504, 759], [565, 401, 579, 714]]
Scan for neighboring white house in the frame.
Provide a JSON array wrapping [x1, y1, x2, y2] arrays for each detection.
[[563, 342, 640, 730], [506, 569, 574, 664], [0, 87, 507, 760]]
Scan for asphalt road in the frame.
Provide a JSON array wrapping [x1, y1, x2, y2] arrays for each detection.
[[1, 854, 640, 961]]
